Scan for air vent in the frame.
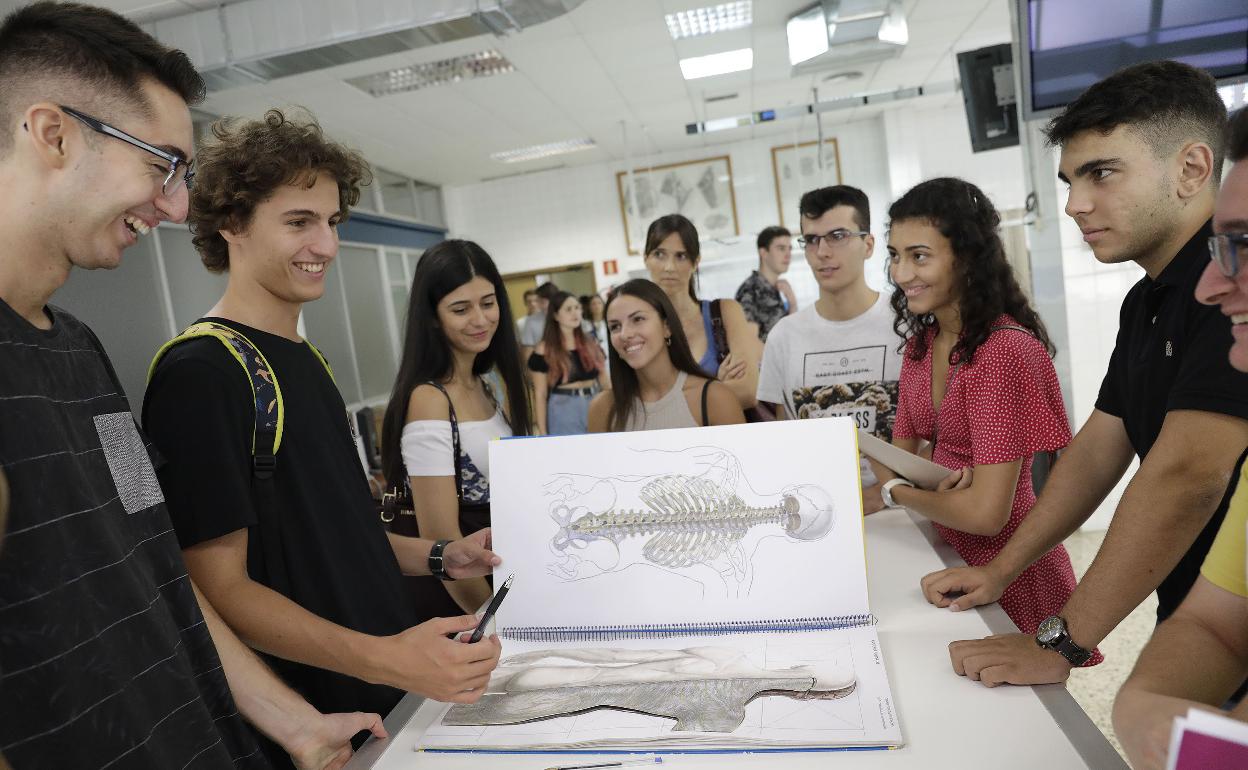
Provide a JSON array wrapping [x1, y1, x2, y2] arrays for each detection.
[[705, 92, 740, 103], [346, 50, 514, 97]]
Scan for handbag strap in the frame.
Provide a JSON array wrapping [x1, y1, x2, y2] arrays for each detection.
[[708, 299, 730, 366], [425, 380, 466, 502], [700, 379, 711, 426]]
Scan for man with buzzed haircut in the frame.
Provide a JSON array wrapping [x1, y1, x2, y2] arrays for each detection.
[[0, 4, 384, 768], [924, 60, 1248, 687]]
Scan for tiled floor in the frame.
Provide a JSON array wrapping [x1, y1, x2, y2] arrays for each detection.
[[1063, 528, 1157, 761]]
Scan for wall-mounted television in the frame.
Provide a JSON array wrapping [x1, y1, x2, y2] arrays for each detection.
[[1015, 0, 1248, 120]]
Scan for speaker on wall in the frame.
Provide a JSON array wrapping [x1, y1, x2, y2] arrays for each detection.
[[957, 43, 1020, 153]]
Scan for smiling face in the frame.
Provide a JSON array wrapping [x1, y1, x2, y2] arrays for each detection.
[[1058, 125, 1179, 267], [48, 79, 194, 271], [1195, 159, 1248, 372], [437, 275, 500, 356], [220, 172, 342, 307], [887, 218, 959, 317], [645, 231, 697, 301], [554, 295, 583, 330], [607, 293, 671, 371], [800, 205, 874, 295]]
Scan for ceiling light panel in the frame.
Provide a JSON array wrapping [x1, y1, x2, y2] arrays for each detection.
[[490, 138, 597, 164], [665, 1, 753, 40], [679, 47, 754, 80], [346, 50, 514, 97]]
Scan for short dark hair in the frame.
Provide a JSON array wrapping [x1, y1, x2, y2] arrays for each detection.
[[756, 225, 790, 251], [189, 108, 372, 273], [523, 288, 538, 300], [0, 2, 205, 156], [799, 185, 870, 232], [535, 281, 560, 302], [1045, 60, 1228, 183], [1229, 108, 1248, 164]]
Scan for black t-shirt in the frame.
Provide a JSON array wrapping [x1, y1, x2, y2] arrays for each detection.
[[527, 350, 600, 384], [0, 302, 266, 770], [1096, 220, 1248, 621], [142, 318, 415, 727]]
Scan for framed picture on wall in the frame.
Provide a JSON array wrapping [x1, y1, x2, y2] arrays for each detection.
[[615, 155, 739, 255], [770, 139, 842, 230]]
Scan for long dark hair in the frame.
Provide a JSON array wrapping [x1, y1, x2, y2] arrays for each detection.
[[605, 279, 711, 432], [540, 291, 603, 385], [888, 177, 1054, 365], [380, 239, 531, 487], [644, 214, 701, 302]]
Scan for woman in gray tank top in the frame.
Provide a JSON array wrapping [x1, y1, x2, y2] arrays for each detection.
[[588, 279, 744, 433]]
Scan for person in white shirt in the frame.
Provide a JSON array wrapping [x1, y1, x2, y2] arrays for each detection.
[[758, 185, 904, 512]]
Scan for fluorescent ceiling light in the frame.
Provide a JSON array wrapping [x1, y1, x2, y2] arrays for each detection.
[[346, 50, 513, 97], [665, 1, 752, 40], [679, 48, 753, 80], [490, 138, 596, 164]]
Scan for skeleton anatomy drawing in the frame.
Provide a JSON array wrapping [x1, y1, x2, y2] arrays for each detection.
[[546, 445, 835, 597], [444, 646, 857, 732]]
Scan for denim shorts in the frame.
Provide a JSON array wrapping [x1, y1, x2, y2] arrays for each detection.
[[547, 389, 596, 435]]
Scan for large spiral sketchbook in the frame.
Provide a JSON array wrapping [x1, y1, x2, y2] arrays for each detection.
[[417, 419, 903, 753]]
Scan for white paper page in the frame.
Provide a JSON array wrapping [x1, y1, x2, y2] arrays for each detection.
[[1185, 707, 1248, 743], [1165, 716, 1186, 770], [488, 419, 869, 634], [418, 626, 901, 751], [856, 429, 948, 489]]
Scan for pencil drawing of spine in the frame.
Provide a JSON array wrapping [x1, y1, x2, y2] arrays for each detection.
[[549, 474, 834, 590]]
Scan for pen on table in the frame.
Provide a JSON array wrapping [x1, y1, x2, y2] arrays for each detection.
[[448, 574, 514, 642], [544, 756, 663, 770]]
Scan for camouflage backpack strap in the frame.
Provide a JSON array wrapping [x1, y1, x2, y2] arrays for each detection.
[[149, 321, 284, 479]]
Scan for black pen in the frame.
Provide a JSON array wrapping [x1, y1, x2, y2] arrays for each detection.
[[461, 574, 513, 643]]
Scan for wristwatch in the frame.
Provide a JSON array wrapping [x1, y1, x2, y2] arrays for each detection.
[[428, 539, 456, 581], [1035, 615, 1092, 666], [880, 478, 914, 508]]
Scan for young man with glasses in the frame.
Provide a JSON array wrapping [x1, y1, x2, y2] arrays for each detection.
[[141, 108, 504, 768], [1114, 106, 1248, 770], [925, 60, 1248, 688], [0, 3, 385, 768], [757, 185, 904, 512]]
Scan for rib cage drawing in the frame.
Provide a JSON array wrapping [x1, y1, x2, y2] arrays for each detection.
[[547, 446, 835, 596]]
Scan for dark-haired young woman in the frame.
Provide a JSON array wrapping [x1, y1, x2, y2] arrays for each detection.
[[529, 291, 608, 435], [588, 279, 744, 432], [882, 178, 1097, 660], [380, 239, 531, 617], [643, 214, 759, 410]]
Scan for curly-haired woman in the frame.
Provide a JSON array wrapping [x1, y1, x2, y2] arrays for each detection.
[[880, 177, 1098, 662]]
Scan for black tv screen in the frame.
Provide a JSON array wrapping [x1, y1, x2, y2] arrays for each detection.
[[1018, 0, 1248, 118]]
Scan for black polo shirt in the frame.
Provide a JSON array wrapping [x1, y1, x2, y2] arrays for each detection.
[[1096, 219, 1248, 621]]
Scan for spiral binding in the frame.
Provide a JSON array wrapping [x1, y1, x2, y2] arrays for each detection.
[[499, 614, 876, 642]]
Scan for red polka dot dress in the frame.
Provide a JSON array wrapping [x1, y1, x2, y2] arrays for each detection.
[[893, 315, 1102, 665]]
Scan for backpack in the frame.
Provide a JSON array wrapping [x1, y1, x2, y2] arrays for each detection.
[[148, 320, 334, 594]]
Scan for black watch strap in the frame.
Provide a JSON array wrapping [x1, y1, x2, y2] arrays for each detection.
[[1051, 635, 1093, 667], [428, 538, 455, 581]]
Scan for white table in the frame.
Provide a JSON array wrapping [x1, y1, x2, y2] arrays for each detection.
[[346, 508, 1125, 769]]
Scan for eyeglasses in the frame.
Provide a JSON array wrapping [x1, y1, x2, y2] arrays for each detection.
[[796, 228, 869, 251], [1208, 233, 1248, 278], [60, 105, 194, 196]]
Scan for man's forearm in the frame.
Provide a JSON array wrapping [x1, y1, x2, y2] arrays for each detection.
[[1120, 610, 1248, 706], [199, 573, 384, 687], [193, 581, 328, 750], [387, 533, 433, 576], [991, 414, 1133, 581]]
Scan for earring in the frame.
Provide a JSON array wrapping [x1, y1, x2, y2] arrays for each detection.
[[665, 336, 672, 346]]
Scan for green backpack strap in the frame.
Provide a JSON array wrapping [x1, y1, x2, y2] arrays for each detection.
[[149, 321, 285, 479]]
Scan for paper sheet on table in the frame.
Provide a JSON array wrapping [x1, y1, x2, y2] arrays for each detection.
[[856, 429, 948, 489]]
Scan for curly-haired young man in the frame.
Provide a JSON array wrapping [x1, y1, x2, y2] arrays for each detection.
[[925, 60, 1248, 689], [0, 4, 385, 769], [141, 109, 503, 768]]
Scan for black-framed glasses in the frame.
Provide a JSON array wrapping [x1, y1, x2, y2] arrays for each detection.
[[60, 105, 194, 195], [1208, 233, 1248, 278], [797, 228, 869, 250]]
